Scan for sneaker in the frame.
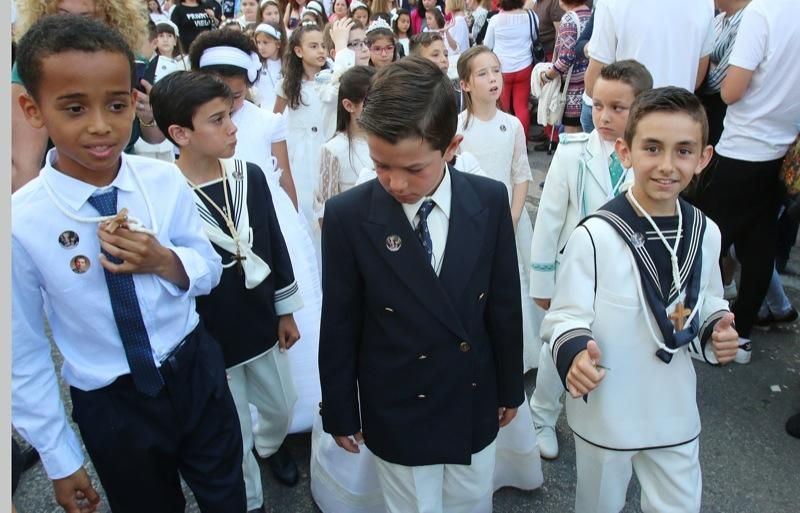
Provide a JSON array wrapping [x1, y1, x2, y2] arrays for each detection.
[[723, 281, 738, 300], [755, 308, 799, 327], [535, 425, 559, 460], [734, 341, 752, 364]]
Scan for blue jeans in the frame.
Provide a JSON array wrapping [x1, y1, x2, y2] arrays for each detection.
[[580, 99, 594, 133]]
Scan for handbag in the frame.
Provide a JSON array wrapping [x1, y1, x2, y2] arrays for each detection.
[[781, 133, 800, 194], [527, 10, 545, 64]]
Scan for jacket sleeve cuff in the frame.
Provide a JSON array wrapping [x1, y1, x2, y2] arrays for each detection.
[[274, 280, 304, 316], [552, 328, 593, 389], [694, 309, 730, 366]]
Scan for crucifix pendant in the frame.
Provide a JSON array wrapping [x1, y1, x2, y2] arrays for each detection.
[[669, 302, 690, 331], [233, 249, 246, 275]]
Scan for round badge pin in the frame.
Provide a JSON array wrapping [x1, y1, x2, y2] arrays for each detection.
[[70, 255, 91, 274], [500, 124, 507, 132], [232, 168, 244, 180], [385, 234, 402, 252], [631, 232, 646, 248], [58, 230, 79, 249]]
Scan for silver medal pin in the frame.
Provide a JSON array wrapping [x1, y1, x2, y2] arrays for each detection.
[[631, 232, 646, 248], [385, 234, 402, 252], [232, 168, 243, 180]]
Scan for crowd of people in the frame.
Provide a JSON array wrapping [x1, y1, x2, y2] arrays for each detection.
[[9, 0, 800, 513]]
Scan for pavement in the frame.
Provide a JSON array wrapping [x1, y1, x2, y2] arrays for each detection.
[[13, 143, 800, 513]]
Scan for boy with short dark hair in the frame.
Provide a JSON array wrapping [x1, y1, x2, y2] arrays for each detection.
[[529, 59, 653, 460], [12, 15, 245, 513], [319, 56, 524, 513], [150, 70, 304, 513], [541, 87, 740, 512], [409, 32, 450, 73]]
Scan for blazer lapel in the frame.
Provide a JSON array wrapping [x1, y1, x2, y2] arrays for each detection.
[[361, 180, 468, 340], [583, 132, 612, 196], [438, 168, 488, 307]]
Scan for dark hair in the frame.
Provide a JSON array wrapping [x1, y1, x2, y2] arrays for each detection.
[[17, 15, 136, 100], [599, 59, 653, 99], [409, 31, 444, 55], [323, 19, 364, 58], [147, 20, 158, 42], [282, 24, 325, 109], [392, 8, 413, 37], [426, 7, 445, 29], [498, 0, 524, 10], [624, 86, 709, 146], [336, 65, 376, 134], [155, 22, 185, 58], [359, 57, 456, 152], [150, 70, 233, 146], [366, 27, 398, 64], [189, 28, 259, 85], [457, 45, 500, 129], [254, 22, 287, 62], [351, 4, 371, 19]]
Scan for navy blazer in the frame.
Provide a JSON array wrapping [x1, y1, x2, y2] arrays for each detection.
[[318, 167, 524, 466]]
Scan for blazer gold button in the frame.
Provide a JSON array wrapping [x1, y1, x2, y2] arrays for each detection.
[[459, 341, 471, 352], [417, 394, 426, 399]]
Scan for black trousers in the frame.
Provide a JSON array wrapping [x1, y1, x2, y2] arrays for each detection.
[[697, 154, 784, 338], [70, 325, 246, 513]]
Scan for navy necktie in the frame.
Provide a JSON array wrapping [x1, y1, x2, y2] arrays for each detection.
[[88, 188, 164, 396], [415, 199, 436, 267]]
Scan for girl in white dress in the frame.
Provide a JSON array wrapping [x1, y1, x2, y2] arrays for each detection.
[[313, 66, 376, 222], [392, 8, 413, 57], [252, 22, 285, 110], [191, 28, 323, 435], [274, 24, 330, 241], [456, 45, 540, 372]]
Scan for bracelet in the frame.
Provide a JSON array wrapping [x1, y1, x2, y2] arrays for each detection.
[[138, 116, 157, 128]]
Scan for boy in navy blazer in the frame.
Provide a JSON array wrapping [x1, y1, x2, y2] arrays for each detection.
[[319, 57, 524, 512]]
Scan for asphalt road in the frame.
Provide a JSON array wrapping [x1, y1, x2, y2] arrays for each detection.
[[13, 146, 800, 513]]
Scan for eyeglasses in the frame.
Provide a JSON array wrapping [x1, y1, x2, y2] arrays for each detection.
[[347, 39, 368, 49], [369, 44, 395, 55]]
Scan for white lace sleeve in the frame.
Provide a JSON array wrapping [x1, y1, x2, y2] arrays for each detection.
[[314, 145, 342, 220], [511, 117, 533, 184]]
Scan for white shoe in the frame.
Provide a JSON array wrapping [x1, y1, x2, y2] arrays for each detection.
[[536, 425, 559, 460], [734, 341, 752, 364]]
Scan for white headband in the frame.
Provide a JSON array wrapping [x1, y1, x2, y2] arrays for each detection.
[[155, 20, 180, 36], [350, 1, 368, 12], [259, 0, 278, 8], [306, 1, 324, 14], [366, 17, 391, 34], [255, 23, 281, 40], [199, 46, 261, 82], [390, 8, 399, 24]]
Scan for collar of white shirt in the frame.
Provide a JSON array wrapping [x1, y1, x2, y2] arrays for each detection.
[[401, 165, 452, 226], [41, 148, 139, 211]]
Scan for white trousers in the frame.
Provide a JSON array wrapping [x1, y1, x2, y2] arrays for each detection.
[[228, 347, 297, 510], [529, 342, 564, 428], [374, 440, 497, 513], [574, 436, 701, 513]]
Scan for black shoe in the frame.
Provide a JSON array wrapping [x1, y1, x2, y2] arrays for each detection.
[[786, 413, 800, 438], [534, 140, 557, 152], [755, 308, 799, 327], [528, 131, 548, 143], [266, 443, 299, 487]]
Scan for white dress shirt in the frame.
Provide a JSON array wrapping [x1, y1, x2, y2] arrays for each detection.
[[12, 150, 222, 479], [402, 167, 452, 276]]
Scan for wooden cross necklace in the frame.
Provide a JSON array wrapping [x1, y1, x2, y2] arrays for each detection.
[[626, 189, 687, 331], [188, 164, 247, 274]]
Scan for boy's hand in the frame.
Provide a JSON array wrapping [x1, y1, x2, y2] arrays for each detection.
[[134, 80, 155, 125], [277, 314, 301, 352], [334, 432, 364, 453], [566, 340, 605, 398], [330, 18, 354, 52], [711, 312, 738, 365], [534, 297, 551, 311], [53, 467, 100, 513], [498, 407, 517, 427], [97, 227, 189, 288]]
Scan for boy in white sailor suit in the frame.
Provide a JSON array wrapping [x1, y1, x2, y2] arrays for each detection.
[[318, 57, 525, 513], [150, 71, 304, 513], [529, 60, 653, 459], [541, 87, 740, 513]]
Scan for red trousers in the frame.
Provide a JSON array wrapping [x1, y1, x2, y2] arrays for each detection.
[[500, 64, 533, 139]]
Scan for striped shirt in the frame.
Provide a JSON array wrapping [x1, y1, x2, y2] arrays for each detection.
[[701, 9, 746, 94]]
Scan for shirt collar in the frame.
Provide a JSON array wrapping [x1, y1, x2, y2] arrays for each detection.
[[402, 165, 452, 224], [41, 148, 138, 211]]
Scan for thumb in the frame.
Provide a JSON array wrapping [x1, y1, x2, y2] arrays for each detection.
[[714, 312, 735, 332], [139, 78, 153, 93], [586, 339, 601, 363]]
